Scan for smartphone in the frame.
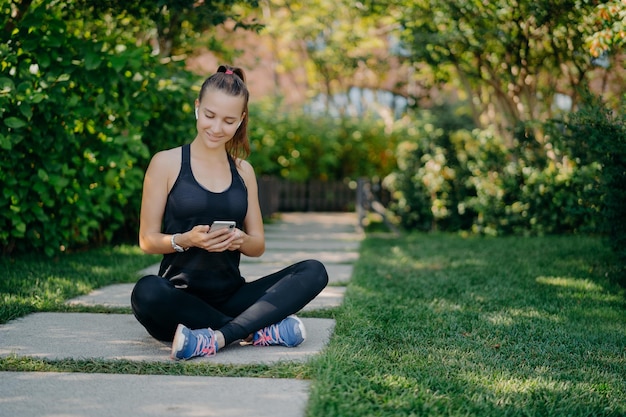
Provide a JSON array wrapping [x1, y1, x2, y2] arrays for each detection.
[[211, 220, 236, 232]]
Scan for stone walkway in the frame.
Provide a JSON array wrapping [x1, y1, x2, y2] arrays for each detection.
[[0, 212, 362, 417]]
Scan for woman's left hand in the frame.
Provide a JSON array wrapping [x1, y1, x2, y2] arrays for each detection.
[[227, 229, 246, 252]]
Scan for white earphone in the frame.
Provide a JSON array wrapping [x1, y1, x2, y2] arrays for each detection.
[[195, 108, 199, 120]]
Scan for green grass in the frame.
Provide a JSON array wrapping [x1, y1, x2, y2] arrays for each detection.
[[1, 235, 625, 416], [0, 245, 159, 324], [307, 233, 626, 416]]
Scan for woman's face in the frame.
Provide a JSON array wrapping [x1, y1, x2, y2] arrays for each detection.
[[195, 88, 246, 147]]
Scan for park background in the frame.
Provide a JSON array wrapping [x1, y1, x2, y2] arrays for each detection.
[[2, 2, 626, 416], [1, 0, 625, 276]]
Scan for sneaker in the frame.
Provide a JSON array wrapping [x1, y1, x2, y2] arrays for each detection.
[[252, 315, 306, 347], [171, 324, 218, 360]]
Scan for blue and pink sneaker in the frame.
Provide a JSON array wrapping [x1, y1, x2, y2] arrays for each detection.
[[252, 315, 306, 347], [171, 324, 218, 360]]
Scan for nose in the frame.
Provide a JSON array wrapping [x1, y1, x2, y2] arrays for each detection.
[[209, 119, 225, 134]]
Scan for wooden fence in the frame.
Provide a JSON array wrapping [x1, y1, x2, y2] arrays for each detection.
[[258, 176, 391, 219], [257, 177, 357, 217]]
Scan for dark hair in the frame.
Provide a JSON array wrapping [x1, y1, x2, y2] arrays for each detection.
[[198, 65, 250, 160]]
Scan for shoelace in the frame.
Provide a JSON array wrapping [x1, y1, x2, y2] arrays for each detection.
[[253, 324, 284, 346], [192, 331, 217, 357]]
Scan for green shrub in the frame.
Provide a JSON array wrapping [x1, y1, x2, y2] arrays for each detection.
[[385, 106, 602, 236], [247, 99, 398, 182], [564, 92, 626, 276], [384, 107, 480, 232], [0, 1, 196, 256]]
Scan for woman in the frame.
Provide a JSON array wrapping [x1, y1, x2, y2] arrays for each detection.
[[131, 65, 328, 360]]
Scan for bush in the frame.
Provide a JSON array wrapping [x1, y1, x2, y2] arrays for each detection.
[[384, 106, 481, 232], [247, 99, 398, 182], [385, 105, 602, 236], [564, 92, 626, 276], [0, 1, 197, 256]]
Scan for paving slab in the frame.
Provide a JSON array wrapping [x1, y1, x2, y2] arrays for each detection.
[[264, 230, 362, 240], [271, 212, 360, 228], [245, 262, 353, 284], [263, 213, 363, 239], [0, 372, 310, 417], [138, 262, 353, 284], [264, 239, 361, 251], [240, 262, 354, 284], [0, 313, 335, 365], [241, 250, 359, 264], [67, 283, 346, 311]]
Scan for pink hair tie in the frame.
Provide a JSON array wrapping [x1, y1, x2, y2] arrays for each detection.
[[225, 69, 234, 74]]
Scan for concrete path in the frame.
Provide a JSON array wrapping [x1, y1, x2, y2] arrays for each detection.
[[1, 372, 310, 417], [0, 212, 362, 417], [0, 313, 335, 365]]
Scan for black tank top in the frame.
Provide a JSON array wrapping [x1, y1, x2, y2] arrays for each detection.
[[158, 144, 248, 304]]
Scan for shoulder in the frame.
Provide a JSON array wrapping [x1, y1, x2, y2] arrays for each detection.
[[235, 158, 254, 175], [149, 146, 182, 169], [235, 158, 257, 185], [145, 147, 183, 189]]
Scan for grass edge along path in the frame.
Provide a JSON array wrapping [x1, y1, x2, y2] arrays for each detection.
[[0, 245, 160, 325], [306, 233, 626, 417]]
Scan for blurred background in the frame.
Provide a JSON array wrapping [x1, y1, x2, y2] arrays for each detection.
[[1, 0, 624, 273]]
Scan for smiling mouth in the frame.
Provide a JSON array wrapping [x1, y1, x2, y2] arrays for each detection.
[[206, 132, 222, 140]]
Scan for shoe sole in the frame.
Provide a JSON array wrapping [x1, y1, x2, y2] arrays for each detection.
[[170, 323, 187, 360]]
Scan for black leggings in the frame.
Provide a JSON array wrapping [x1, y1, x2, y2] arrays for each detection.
[[131, 259, 328, 345]]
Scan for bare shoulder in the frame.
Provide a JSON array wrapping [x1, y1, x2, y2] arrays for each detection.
[[150, 147, 182, 168], [148, 146, 182, 176], [236, 158, 255, 176], [236, 158, 257, 184], [145, 147, 183, 193]]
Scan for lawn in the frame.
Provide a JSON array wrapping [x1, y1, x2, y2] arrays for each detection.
[[1, 234, 624, 416], [307, 233, 626, 416], [0, 245, 160, 324]]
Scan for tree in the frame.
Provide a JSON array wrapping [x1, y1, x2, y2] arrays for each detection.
[[92, 0, 263, 58], [4, 0, 261, 58], [365, 0, 615, 144], [258, 0, 403, 116], [586, 0, 626, 58]]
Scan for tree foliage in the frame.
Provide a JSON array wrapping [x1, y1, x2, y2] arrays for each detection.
[[391, 0, 603, 142], [0, 0, 198, 255], [5, 0, 262, 58], [586, 0, 626, 58], [258, 0, 399, 115]]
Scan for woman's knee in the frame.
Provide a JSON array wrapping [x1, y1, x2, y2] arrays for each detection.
[[131, 275, 166, 311], [300, 259, 329, 289]]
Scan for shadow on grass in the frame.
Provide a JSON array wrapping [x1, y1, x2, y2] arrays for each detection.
[[308, 233, 626, 417], [0, 245, 160, 324]]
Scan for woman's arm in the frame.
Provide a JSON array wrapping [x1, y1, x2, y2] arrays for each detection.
[[138, 149, 181, 254], [233, 159, 265, 257]]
